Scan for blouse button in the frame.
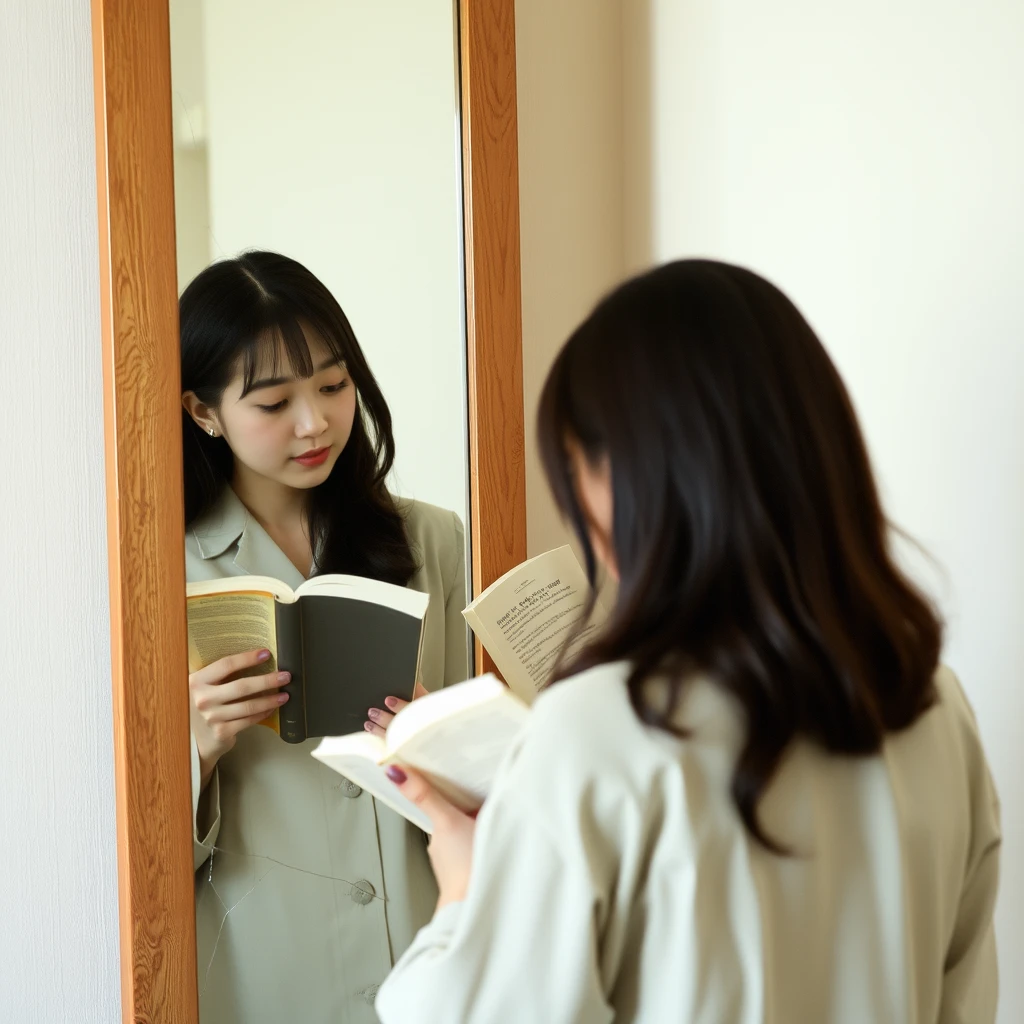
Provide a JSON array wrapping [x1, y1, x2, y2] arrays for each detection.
[[349, 880, 376, 905], [339, 778, 362, 798]]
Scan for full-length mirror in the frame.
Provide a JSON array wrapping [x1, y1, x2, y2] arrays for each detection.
[[167, 1, 474, 1021], [90, 0, 524, 1020]]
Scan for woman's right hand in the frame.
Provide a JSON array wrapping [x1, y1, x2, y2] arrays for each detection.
[[189, 649, 290, 785]]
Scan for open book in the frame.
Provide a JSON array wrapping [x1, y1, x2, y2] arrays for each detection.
[[186, 574, 429, 743], [462, 545, 609, 704], [311, 674, 528, 832]]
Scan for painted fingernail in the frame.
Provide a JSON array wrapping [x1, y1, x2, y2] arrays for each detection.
[[277, 671, 291, 683], [384, 696, 398, 709], [257, 650, 271, 662], [276, 693, 289, 704], [385, 766, 407, 784], [364, 722, 376, 733], [368, 708, 380, 720]]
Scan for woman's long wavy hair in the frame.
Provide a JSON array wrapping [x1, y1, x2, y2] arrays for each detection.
[[180, 251, 417, 585], [537, 259, 942, 849]]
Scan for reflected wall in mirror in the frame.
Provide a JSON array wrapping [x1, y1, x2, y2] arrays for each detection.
[[91, 0, 524, 1020], [169, 0, 469, 520], [168, 1, 474, 1022]]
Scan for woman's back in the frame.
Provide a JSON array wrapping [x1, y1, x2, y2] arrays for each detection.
[[375, 259, 1000, 1022], [379, 660, 999, 1023]]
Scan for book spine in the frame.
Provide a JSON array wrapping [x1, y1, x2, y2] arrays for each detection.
[[275, 601, 306, 742]]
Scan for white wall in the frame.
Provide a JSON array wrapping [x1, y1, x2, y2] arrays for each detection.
[[0, 0, 120, 1019], [624, 0, 1023, 1018], [194, 0, 469, 522], [169, 0, 213, 290], [516, 0, 625, 558]]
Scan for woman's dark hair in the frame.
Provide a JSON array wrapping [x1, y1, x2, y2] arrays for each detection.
[[179, 251, 417, 585], [537, 259, 942, 850]]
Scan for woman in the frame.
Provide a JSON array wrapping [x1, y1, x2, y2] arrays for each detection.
[[377, 260, 1001, 1023], [180, 251, 467, 1023]]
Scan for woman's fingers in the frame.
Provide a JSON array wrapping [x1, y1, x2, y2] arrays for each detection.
[[190, 648, 271, 688], [364, 704, 393, 738], [364, 686, 423, 738], [192, 671, 289, 713], [211, 708, 279, 743], [215, 670, 291, 706], [385, 766, 461, 830], [208, 689, 288, 723]]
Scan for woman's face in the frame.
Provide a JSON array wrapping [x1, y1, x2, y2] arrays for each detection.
[[565, 436, 618, 581], [186, 328, 357, 494]]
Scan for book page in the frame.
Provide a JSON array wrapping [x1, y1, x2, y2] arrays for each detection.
[[384, 674, 510, 747], [464, 546, 605, 703], [295, 574, 430, 618], [186, 575, 296, 602], [311, 734, 433, 833], [186, 591, 279, 671], [186, 591, 280, 731], [389, 693, 528, 808], [311, 677, 528, 832]]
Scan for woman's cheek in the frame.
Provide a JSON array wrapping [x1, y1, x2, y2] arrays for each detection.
[[238, 412, 288, 463]]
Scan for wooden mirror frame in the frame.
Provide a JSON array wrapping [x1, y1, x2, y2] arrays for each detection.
[[90, 1, 525, 1019]]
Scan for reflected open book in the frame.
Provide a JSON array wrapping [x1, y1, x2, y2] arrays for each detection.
[[185, 574, 429, 744], [311, 674, 529, 833]]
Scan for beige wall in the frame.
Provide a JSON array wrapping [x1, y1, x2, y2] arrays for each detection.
[[516, 0, 625, 558], [180, 0, 469, 520], [622, 1, 1021, 1018]]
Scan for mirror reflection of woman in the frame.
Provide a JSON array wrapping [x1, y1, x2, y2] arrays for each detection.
[[179, 251, 467, 1024]]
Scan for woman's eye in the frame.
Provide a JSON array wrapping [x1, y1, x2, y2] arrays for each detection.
[[257, 399, 287, 413], [321, 380, 350, 394]]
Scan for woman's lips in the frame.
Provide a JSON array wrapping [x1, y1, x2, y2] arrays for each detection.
[[293, 446, 330, 467]]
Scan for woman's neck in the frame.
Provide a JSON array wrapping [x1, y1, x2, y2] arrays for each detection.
[[231, 467, 307, 533], [231, 468, 314, 577]]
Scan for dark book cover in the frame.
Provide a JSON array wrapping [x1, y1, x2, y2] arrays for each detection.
[[274, 595, 424, 742]]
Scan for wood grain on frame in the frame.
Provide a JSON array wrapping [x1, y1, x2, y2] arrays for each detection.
[[460, 0, 528, 672], [91, 0, 198, 1020], [91, 0, 526, 1019]]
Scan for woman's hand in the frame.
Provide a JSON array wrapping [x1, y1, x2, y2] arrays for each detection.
[[384, 766, 477, 910], [189, 649, 290, 785], [364, 681, 429, 738]]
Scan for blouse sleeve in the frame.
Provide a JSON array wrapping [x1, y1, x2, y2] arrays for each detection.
[[190, 732, 222, 872], [938, 677, 1002, 1023], [375, 790, 613, 1024]]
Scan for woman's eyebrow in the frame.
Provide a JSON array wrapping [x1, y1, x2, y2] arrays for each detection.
[[249, 356, 343, 392]]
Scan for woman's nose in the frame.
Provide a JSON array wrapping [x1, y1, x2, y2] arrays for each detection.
[[295, 399, 328, 438]]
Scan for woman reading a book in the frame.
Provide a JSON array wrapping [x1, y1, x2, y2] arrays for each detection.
[[179, 251, 467, 1024], [376, 260, 1001, 1022]]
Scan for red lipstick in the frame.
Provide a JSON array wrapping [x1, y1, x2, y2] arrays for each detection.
[[293, 446, 330, 467]]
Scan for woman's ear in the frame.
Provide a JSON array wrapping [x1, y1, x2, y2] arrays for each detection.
[[182, 391, 221, 437]]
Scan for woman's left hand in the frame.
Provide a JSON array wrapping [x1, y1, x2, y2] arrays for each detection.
[[364, 681, 429, 738], [384, 765, 477, 909]]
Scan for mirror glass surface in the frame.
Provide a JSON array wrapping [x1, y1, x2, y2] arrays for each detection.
[[168, 1, 468, 1020]]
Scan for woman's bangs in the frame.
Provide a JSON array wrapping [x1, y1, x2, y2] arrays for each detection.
[[238, 315, 347, 397]]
